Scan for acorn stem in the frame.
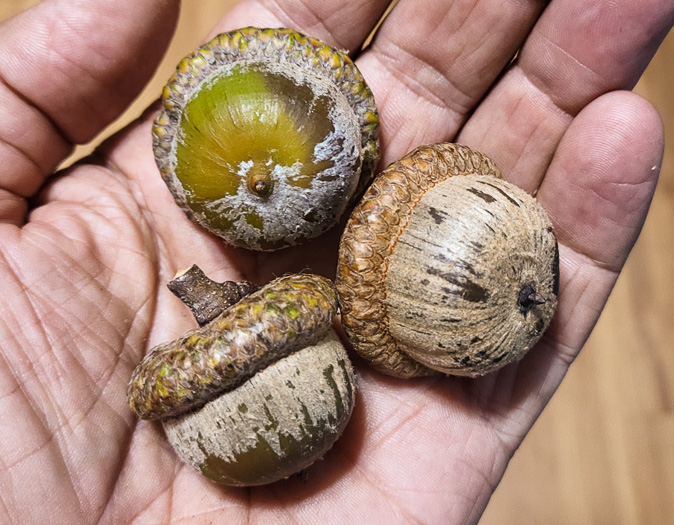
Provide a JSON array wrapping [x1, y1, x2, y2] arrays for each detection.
[[167, 265, 257, 326], [518, 283, 546, 315], [247, 167, 274, 198]]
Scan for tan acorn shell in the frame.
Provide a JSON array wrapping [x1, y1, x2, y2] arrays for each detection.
[[336, 143, 559, 378], [163, 329, 355, 486]]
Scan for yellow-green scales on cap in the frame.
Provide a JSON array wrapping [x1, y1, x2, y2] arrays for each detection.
[[153, 27, 380, 251]]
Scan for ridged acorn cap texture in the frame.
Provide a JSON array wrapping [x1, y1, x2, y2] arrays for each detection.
[[127, 273, 339, 420], [152, 27, 380, 251]]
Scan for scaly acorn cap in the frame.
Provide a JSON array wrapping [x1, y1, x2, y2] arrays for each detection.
[[127, 273, 339, 420], [152, 27, 380, 251]]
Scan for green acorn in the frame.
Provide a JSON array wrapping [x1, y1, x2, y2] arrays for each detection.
[[153, 27, 380, 251]]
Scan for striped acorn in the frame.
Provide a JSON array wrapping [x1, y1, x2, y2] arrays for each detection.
[[152, 27, 380, 251], [336, 143, 559, 378], [128, 271, 356, 486]]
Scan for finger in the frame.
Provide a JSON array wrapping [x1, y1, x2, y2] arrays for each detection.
[[356, 0, 547, 166], [212, 0, 393, 51], [458, 0, 674, 192], [0, 0, 179, 224], [542, 92, 662, 272], [489, 91, 663, 443]]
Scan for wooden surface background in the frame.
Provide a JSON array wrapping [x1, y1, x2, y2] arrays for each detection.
[[2, 2, 672, 524]]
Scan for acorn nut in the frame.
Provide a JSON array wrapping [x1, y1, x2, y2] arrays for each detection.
[[153, 27, 380, 251], [336, 143, 559, 378], [127, 269, 356, 486]]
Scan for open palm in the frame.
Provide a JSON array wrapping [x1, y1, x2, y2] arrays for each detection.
[[1, 0, 670, 523]]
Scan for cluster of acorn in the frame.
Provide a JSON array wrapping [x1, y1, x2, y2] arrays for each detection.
[[128, 28, 559, 486]]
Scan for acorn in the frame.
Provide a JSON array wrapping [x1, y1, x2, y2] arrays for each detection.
[[336, 143, 559, 378], [128, 269, 356, 486], [152, 27, 380, 251]]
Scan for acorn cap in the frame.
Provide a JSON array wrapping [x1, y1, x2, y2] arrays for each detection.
[[127, 273, 339, 420], [153, 27, 380, 251]]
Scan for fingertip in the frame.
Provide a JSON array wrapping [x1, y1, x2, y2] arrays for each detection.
[[539, 90, 663, 270], [555, 90, 663, 181]]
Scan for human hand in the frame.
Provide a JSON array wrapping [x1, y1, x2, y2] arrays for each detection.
[[0, 0, 670, 523]]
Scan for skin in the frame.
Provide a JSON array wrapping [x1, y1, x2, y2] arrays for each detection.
[[0, 0, 670, 523]]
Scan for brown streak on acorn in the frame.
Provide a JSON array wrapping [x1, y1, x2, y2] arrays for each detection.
[[552, 242, 560, 297], [428, 267, 490, 303], [467, 187, 497, 203], [428, 206, 448, 224], [476, 180, 522, 207]]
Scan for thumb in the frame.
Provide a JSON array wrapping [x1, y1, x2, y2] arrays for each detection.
[[0, 0, 179, 223]]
